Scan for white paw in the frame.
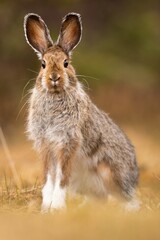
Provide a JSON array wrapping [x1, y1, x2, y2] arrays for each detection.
[[41, 197, 66, 213], [41, 173, 54, 213], [50, 189, 66, 211], [50, 201, 66, 211]]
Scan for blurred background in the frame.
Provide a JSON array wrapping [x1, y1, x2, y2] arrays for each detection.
[[0, 0, 160, 207], [0, 2, 160, 239]]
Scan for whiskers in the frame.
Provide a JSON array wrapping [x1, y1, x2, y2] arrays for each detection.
[[16, 72, 99, 120], [16, 68, 39, 120], [27, 68, 39, 75], [76, 74, 99, 91], [16, 77, 35, 120], [19, 68, 38, 103], [20, 78, 35, 104], [76, 74, 99, 81]]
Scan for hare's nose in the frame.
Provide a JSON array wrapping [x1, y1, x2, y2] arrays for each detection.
[[49, 74, 60, 82]]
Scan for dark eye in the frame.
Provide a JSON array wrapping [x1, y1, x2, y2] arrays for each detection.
[[64, 59, 68, 68], [42, 60, 46, 69]]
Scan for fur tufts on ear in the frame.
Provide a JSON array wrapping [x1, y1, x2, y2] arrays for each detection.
[[24, 13, 53, 58], [57, 12, 82, 53]]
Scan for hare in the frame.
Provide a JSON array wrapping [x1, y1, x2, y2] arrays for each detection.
[[24, 12, 139, 212]]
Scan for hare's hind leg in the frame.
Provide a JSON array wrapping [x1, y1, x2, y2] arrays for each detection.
[[110, 159, 140, 211]]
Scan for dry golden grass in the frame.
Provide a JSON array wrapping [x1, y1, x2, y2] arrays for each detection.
[[0, 125, 160, 240]]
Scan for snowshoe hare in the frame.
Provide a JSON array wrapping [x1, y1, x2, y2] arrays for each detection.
[[24, 12, 139, 212]]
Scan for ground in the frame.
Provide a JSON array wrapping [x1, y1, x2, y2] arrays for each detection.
[[0, 124, 160, 240]]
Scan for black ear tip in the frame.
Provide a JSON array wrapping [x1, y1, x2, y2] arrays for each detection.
[[67, 12, 81, 18], [24, 13, 42, 24], [63, 12, 81, 23]]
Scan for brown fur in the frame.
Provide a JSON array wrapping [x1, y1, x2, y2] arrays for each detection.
[[24, 14, 53, 54], [35, 46, 77, 93], [58, 14, 82, 53]]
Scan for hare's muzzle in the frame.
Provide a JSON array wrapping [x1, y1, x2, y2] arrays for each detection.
[[49, 74, 60, 86]]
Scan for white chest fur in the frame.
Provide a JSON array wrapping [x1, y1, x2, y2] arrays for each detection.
[[27, 88, 84, 150]]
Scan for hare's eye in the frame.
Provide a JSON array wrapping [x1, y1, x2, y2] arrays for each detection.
[[64, 59, 68, 68], [42, 60, 46, 69]]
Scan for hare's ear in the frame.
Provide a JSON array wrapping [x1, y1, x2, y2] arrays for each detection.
[[57, 13, 82, 53], [24, 13, 53, 58]]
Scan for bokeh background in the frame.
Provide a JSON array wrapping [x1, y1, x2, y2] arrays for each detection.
[[0, 1, 160, 239], [1, 0, 160, 130], [0, 0, 160, 128]]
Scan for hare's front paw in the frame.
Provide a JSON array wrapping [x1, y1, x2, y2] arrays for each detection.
[[41, 176, 54, 213], [50, 188, 66, 211], [41, 196, 66, 213]]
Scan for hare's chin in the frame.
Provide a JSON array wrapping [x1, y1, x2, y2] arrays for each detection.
[[41, 83, 63, 93], [41, 79, 57, 92]]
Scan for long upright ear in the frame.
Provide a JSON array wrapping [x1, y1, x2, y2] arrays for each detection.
[[57, 13, 82, 53], [24, 13, 53, 58]]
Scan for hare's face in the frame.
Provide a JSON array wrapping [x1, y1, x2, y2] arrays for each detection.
[[37, 46, 76, 93]]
